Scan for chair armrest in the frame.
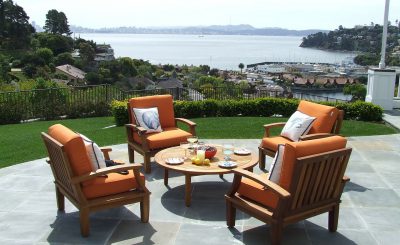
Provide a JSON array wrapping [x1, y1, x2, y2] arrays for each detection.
[[100, 147, 112, 160], [125, 124, 147, 134], [71, 163, 142, 184], [342, 175, 350, 182], [175, 118, 197, 136], [230, 168, 290, 199], [300, 133, 336, 141], [263, 122, 286, 137]]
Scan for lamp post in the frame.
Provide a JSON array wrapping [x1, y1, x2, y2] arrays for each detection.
[[378, 0, 390, 69]]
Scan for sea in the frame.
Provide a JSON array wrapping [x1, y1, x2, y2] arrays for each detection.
[[78, 33, 356, 71]]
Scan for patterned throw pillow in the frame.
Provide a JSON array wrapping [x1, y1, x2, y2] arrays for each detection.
[[133, 107, 162, 133], [268, 144, 285, 183], [280, 111, 316, 141], [79, 133, 107, 171]]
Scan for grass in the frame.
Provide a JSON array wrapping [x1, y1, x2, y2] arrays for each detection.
[[0, 116, 398, 169]]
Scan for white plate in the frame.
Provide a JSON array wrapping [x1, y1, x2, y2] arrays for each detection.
[[234, 148, 251, 155], [218, 161, 237, 168], [165, 158, 184, 165]]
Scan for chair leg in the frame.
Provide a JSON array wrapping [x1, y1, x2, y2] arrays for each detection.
[[270, 223, 283, 245], [140, 194, 150, 223], [259, 148, 266, 170], [144, 154, 151, 174], [55, 186, 65, 211], [128, 146, 135, 163], [226, 201, 236, 228], [329, 204, 340, 232], [80, 208, 90, 237]]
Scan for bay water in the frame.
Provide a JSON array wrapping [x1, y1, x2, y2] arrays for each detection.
[[78, 33, 355, 70]]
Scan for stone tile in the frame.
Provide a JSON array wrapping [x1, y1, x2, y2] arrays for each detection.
[[370, 230, 400, 245], [305, 207, 366, 230], [242, 225, 311, 245], [0, 174, 51, 192], [126, 198, 187, 223], [175, 223, 243, 245], [347, 173, 390, 189], [358, 207, 400, 231], [0, 212, 54, 242], [0, 190, 34, 212], [307, 229, 377, 245], [108, 220, 180, 245], [40, 216, 119, 244], [349, 189, 400, 208], [345, 161, 375, 174], [381, 173, 400, 189], [183, 200, 234, 225], [371, 160, 400, 174]]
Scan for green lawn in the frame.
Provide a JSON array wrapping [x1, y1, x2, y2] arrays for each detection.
[[0, 116, 398, 168]]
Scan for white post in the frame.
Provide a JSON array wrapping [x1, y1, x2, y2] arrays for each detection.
[[379, 0, 390, 69]]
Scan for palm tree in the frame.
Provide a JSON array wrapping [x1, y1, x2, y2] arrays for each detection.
[[238, 63, 244, 74]]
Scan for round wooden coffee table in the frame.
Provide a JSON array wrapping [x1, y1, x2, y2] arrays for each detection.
[[154, 144, 258, 206]]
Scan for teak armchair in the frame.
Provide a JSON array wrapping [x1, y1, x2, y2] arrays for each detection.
[[226, 136, 351, 245], [126, 94, 197, 173], [259, 100, 344, 169], [42, 124, 150, 237]]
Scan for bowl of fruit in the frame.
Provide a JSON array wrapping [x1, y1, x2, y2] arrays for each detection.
[[196, 145, 217, 159]]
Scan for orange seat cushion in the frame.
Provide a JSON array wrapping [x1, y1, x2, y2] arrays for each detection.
[[279, 136, 347, 190], [48, 124, 92, 176], [129, 95, 176, 129], [261, 136, 293, 152], [237, 174, 279, 209], [134, 127, 192, 150], [82, 170, 145, 199], [297, 100, 339, 134]]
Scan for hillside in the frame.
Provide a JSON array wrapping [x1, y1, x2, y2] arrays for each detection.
[[300, 24, 400, 53]]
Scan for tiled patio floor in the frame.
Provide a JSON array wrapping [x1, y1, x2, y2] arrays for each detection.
[[1, 135, 400, 245]]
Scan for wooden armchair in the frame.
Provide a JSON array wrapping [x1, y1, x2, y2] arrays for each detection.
[[259, 100, 344, 169], [126, 94, 196, 173], [42, 124, 150, 237], [226, 136, 351, 245]]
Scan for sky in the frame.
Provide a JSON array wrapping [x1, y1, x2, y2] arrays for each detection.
[[14, 0, 400, 30]]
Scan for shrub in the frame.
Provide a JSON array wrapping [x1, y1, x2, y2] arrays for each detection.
[[111, 98, 384, 127], [111, 100, 129, 126]]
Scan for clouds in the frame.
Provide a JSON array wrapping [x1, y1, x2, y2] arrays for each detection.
[[15, 0, 400, 30]]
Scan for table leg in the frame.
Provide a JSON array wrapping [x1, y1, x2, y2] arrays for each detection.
[[185, 174, 192, 207], [164, 168, 169, 186]]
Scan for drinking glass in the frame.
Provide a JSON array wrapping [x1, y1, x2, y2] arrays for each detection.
[[180, 141, 190, 159], [223, 144, 234, 163], [187, 136, 198, 153]]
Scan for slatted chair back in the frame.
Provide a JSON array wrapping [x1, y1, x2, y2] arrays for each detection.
[[285, 147, 351, 216], [331, 110, 344, 135], [41, 132, 83, 204]]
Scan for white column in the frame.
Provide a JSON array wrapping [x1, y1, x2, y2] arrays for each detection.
[[366, 69, 396, 110], [379, 0, 390, 69]]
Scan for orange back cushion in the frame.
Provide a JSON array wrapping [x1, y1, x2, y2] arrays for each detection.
[[129, 95, 175, 128], [297, 100, 339, 134], [279, 136, 347, 190], [48, 124, 92, 176]]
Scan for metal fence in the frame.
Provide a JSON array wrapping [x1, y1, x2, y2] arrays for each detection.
[[0, 84, 349, 123]]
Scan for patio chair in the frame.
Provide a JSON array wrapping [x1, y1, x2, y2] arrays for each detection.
[[225, 136, 351, 245], [126, 94, 197, 173], [259, 100, 344, 169], [42, 124, 150, 237]]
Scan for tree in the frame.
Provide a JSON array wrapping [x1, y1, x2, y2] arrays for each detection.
[[54, 52, 74, 66], [35, 48, 54, 65], [343, 83, 366, 101], [44, 9, 71, 35], [79, 42, 95, 64], [0, 55, 11, 82], [35, 32, 73, 55], [0, 0, 35, 49], [238, 63, 244, 73]]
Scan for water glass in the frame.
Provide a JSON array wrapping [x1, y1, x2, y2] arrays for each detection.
[[180, 141, 190, 159], [223, 144, 234, 162]]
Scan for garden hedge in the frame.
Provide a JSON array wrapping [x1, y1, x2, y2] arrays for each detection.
[[111, 98, 383, 126]]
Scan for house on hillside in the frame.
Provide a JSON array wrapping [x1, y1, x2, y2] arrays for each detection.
[[157, 77, 183, 89], [95, 44, 115, 62], [55, 64, 86, 85], [118, 77, 155, 90]]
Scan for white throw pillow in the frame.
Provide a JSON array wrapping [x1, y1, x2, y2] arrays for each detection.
[[281, 111, 315, 141], [268, 144, 285, 183], [133, 107, 162, 133], [79, 133, 107, 171]]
